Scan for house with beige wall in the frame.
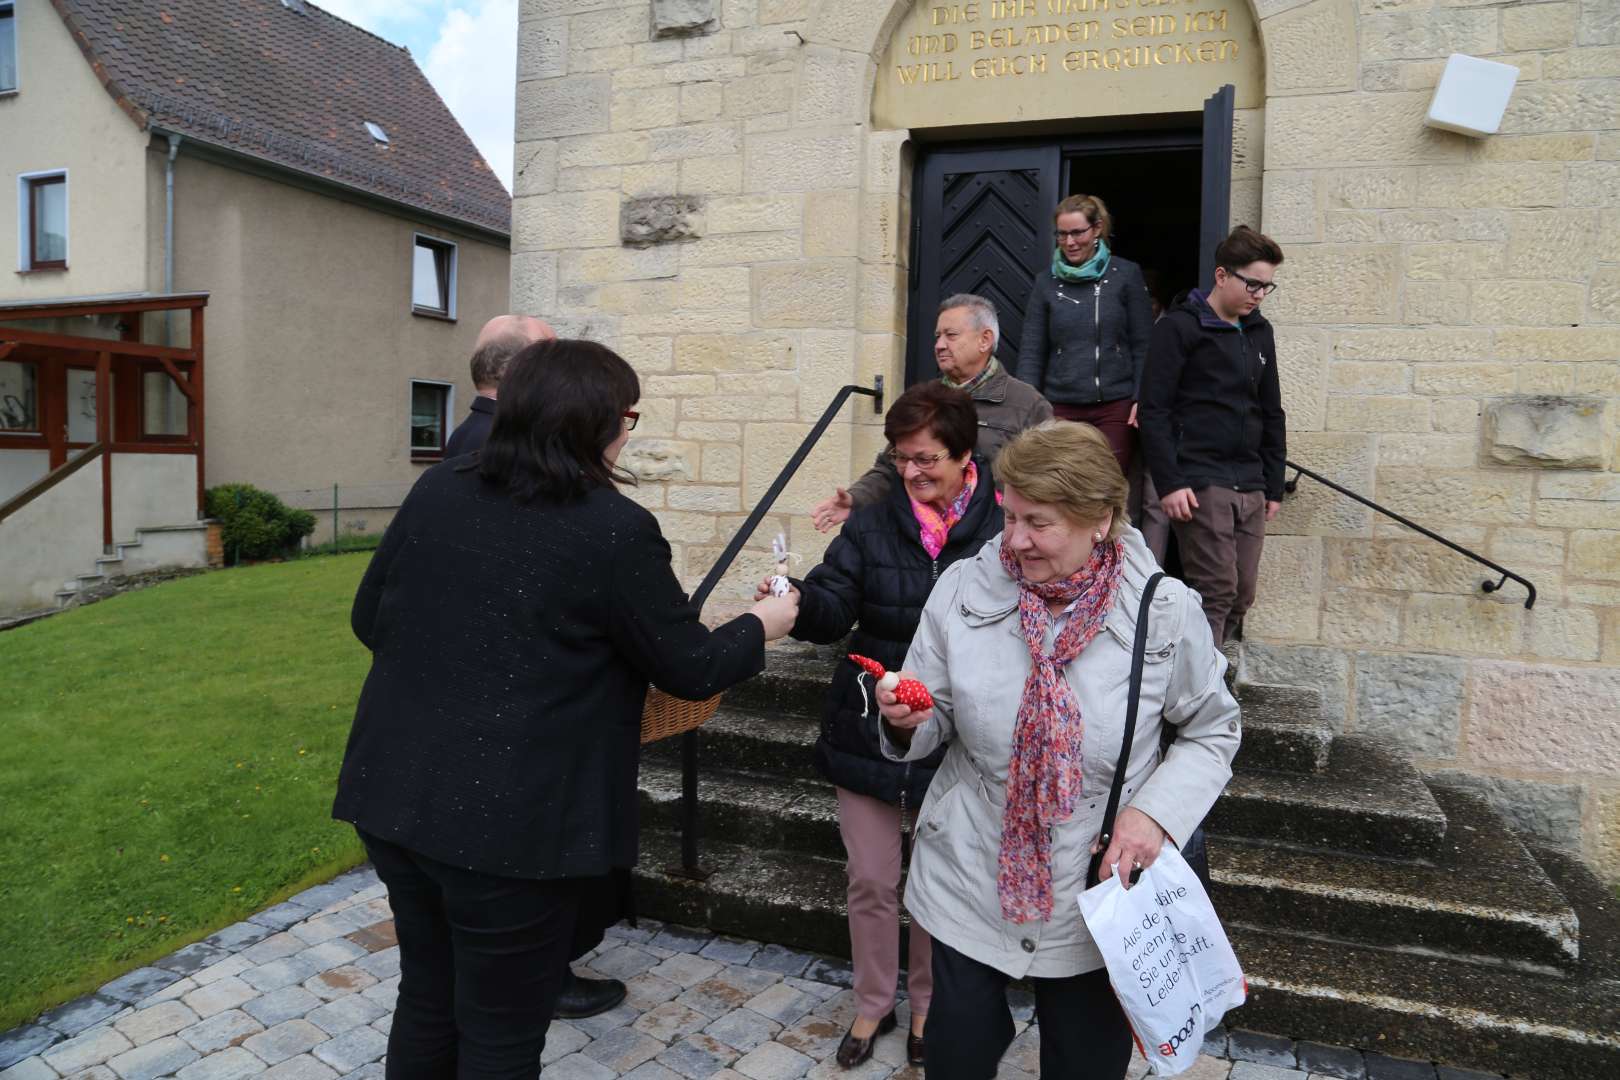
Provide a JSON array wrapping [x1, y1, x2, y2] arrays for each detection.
[[0, 0, 511, 614], [512, 0, 1620, 1060]]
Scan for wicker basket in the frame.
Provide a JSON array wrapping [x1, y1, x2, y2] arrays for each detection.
[[641, 687, 724, 744]]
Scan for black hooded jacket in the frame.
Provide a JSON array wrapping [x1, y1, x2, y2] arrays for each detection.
[[789, 456, 1004, 806], [1138, 290, 1287, 502]]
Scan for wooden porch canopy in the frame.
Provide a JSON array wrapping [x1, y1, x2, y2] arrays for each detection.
[[0, 292, 209, 544]]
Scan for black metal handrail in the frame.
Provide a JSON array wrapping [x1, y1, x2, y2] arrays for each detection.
[[1283, 459, 1536, 609], [669, 379, 884, 878]]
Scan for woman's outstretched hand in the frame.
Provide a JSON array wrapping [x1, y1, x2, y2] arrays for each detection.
[[877, 672, 932, 730], [1091, 806, 1167, 890], [749, 593, 799, 641]]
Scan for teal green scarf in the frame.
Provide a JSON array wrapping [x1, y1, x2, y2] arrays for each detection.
[[1052, 238, 1111, 284]]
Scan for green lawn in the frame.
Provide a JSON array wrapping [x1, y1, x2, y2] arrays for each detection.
[[0, 554, 377, 1031]]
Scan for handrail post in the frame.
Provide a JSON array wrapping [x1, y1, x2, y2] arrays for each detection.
[[667, 380, 882, 881], [98, 351, 112, 550]]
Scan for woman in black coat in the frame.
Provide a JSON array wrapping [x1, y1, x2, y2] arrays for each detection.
[[335, 339, 799, 1080], [759, 382, 1003, 1070], [1015, 193, 1154, 474]]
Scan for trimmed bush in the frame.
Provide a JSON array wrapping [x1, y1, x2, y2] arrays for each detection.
[[205, 483, 317, 562]]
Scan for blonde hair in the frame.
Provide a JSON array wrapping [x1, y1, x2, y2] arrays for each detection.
[[1053, 193, 1111, 244], [995, 421, 1128, 540]]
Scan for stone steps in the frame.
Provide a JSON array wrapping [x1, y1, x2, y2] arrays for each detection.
[[634, 828, 854, 960], [1228, 683, 1334, 773], [1211, 736, 1449, 859], [634, 642, 1619, 1076], [679, 657, 1335, 779], [1227, 922, 1620, 1080], [632, 829, 1620, 1080], [1208, 786, 1578, 971], [640, 763, 1562, 969], [648, 694, 1334, 782], [644, 726, 1450, 868]]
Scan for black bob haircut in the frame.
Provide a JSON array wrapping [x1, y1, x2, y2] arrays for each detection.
[[471, 338, 640, 502]]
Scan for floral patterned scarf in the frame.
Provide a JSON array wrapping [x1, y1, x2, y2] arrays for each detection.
[[996, 536, 1124, 923], [911, 459, 979, 559]]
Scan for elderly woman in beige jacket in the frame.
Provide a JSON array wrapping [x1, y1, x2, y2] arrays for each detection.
[[877, 421, 1240, 1080]]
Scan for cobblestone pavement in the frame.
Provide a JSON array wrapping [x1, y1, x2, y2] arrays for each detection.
[[0, 867, 1445, 1080]]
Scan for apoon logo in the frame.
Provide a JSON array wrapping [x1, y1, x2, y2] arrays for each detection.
[[1157, 1003, 1202, 1058]]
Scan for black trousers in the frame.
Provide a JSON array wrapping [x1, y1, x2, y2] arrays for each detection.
[[359, 830, 588, 1080], [923, 937, 1134, 1080]]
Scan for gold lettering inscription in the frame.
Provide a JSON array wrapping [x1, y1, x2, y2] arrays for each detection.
[[969, 21, 1097, 47], [990, 0, 1039, 17], [1183, 8, 1226, 31], [897, 0, 1239, 88], [909, 32, 960, 53], [971, 52, 1049, 77], [930, 3, 980, 24], [1110, 14, 1177, 36], [1061, 37, 1236, 68], [897, 60, 962, 82]]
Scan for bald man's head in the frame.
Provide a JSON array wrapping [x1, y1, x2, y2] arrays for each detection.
[[470, 314, 556, 393]]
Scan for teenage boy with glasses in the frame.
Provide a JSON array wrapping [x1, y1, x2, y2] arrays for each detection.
[[1137, 225, 1286, 645]]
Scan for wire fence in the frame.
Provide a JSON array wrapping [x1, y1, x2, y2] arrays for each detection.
[[269, 482, 413, 550]]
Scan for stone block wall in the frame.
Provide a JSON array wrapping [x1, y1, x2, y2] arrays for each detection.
[[512, 0, 1620, 879], [1246, 0, 1620, 880], [514, 0, 913, 604]]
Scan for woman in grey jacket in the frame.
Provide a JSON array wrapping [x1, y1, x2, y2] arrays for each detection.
[[877, 422, 1240, 1080], [1014, 194, 1154, 474]]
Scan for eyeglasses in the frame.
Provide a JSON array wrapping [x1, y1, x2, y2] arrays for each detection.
[[622, 409, 639, 431], [1226, 269, 1279, 297], [886, 449, 952, 470], [1055, 224, 1095, 242]]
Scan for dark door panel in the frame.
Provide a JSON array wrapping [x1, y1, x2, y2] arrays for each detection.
[[909, 146, 1060, 384], [1199, 84, 1236, 288]]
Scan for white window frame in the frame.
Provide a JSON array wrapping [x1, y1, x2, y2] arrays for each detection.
[[409, 378, 455, 458], [411, 233, 458, 320], [0, 1, 17, 95], [17, 168, 68, 272]]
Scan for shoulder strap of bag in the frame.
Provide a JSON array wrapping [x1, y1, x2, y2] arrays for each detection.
[[1092, 571, 1165, 878]]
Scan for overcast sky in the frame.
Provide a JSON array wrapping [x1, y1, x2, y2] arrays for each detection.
[[317, 0, 519, 192]]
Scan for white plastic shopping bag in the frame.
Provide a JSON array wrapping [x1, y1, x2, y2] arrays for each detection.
[[1078, 841, 1246, 1076]]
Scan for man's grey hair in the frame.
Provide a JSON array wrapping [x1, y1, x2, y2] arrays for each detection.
[[468, 333, 531, 390], [939, 293, 1000, 351]]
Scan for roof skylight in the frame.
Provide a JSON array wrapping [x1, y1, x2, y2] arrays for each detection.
[[364, 121, 390, 145]]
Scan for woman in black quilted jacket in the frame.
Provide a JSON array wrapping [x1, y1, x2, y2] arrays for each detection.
[[1014, 193, 1154, 474], [756, 382, 1003, 1070]]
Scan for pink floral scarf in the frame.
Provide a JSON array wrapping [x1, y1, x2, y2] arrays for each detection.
[[996, 536, 1124, 923], [911, 459, 979, 559]]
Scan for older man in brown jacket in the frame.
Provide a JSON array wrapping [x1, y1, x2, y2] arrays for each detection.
[[811, 293, 1053, 532]]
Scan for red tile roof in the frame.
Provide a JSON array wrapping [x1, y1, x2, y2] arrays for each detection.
[[50, 0, 511, 236]]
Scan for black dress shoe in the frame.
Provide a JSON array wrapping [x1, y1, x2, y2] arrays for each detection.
[[906, 1031, 925, 1067], [553, 971, 627, 1019], [835, 1010, 897, 1069]]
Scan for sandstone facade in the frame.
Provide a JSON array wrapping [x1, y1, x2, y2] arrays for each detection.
[[513, 0, 1620, 879]]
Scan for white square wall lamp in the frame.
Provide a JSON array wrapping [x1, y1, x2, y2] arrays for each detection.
[[1425, 53, 1520, 137]]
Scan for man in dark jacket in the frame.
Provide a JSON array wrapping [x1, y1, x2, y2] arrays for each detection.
[[810, 293, 1052, 532], [443, 314, 554, 458], [1138, 226, 1286, 644]]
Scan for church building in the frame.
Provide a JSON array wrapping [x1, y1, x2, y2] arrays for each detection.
[[509, 0, 1619, 895]]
